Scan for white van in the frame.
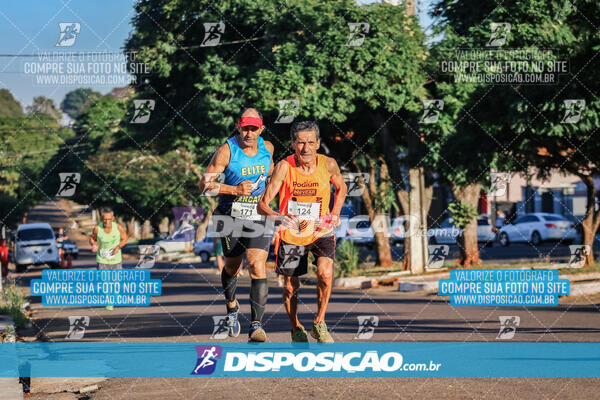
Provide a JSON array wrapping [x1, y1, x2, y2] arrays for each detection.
[[14, 223, 60, 272]]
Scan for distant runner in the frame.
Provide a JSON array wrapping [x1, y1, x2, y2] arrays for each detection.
[[258, 121, 347, 342], [90, 208, 128, 311], [56, 227, 68, 267], [199, 108, 274, 342]]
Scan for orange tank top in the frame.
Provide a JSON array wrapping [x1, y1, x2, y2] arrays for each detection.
[[279, 153, 332, 246]]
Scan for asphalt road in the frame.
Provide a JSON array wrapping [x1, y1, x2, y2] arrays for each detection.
[[13, 201, 600, 399]]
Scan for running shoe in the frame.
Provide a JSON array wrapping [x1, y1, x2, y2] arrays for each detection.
[[248, 321, 267, 342], [311, 321, 334, 343], [225, 303, 241, 337], [291, 326, 308, 342]]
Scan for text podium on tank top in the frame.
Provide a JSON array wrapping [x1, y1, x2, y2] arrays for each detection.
[[217, 136, 271, 221], [96, 222, 122, 265], [279, 154, 333, 246]]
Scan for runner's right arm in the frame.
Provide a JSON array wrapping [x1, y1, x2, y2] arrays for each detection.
[[199, 144, 252, 196], [89, 225, 99, 253]]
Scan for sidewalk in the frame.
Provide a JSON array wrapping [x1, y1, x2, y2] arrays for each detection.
[[0, 315, 23, 400], [333, 267, 600, 297]]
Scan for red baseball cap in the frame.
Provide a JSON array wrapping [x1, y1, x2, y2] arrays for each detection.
[[237, 116, 263, 128]]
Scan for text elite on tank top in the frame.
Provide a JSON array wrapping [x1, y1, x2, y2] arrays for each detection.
[[217, 136, 271, 221]]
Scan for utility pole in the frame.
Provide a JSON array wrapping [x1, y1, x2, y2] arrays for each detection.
[[405, 0, 428, 274]]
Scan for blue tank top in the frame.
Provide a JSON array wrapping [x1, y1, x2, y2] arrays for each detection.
[[217, 136, 271, 218]]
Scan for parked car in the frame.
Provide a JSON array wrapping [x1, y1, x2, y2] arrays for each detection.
[[61, 239, 79, 259], [390, 216, 407, 245], [497, 213, 577, 246], [14, 223, 60, 272], [193, 237, 214, 263], [155, 230, 193, 253], [429, 215, 496, 246], [342, 217, 375, 248]]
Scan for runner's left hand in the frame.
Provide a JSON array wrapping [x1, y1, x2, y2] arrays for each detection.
[[320, 214, 341, 230]]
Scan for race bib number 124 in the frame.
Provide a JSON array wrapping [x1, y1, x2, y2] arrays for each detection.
[[288, 201, 320, 220]]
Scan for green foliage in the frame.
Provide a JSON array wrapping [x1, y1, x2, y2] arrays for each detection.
[[448, 201, 479, 229], [0, 284, 28, 328], [0, 89, 23, 118], [27, 96, 62, 122], [0, 111, 67, 226], [427, 0, 600, 185], [335, 240, 360, 278], [73, 95, 127, 143], [125, 0, 281, 151], [60, 88, 102, 119]]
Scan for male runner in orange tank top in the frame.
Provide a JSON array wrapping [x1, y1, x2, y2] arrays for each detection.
[[258, 121, 347, 342]]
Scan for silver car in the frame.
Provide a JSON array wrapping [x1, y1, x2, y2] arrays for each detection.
[[14, 223, 60, 272]]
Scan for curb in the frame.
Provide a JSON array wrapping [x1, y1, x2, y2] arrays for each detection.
[[569, 281, 600, 297], [394, 276, 600, 297]]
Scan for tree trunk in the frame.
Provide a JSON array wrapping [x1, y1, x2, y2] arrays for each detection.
[[373, 214, 394, 267], [577, 174, 600, 267], [352, 157, 394, 267], [159, 217, 169, 237], [126, 217, 138, 239], [375, 111, 434, 271], [397, 190, 411, 270], [453, 183, 482, 267], [141, 220, 152, 239]]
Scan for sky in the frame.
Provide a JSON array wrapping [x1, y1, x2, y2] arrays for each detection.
[[0, 0, 434, 110]]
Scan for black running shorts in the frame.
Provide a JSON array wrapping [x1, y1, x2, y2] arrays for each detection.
[[212, 210, 272, 258], [275, 235, 336, 277]]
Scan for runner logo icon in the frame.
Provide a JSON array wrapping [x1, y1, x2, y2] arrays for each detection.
[[135, 245, 160, 269], [131, 99, 155, 124], [275, 100, 300, 124], [427, 245, 449, 269], [346, 23, 369, 47], [355, 315, 379, 339], [487, 23, 511, 47], [489, 172, 511, 197], [65, 316, 89, 340], [419, 100, 444, 124], [343, 173, 369, 197], [211, 316, 229, 339], [568, 245, 590, 269], [496, 316, 520, 340], [201, 22, 225, 47], [191, 345, 222, 375], [56, 23, 80, 47], [56, 173, 80, 197], [561, 99, 585, 124]]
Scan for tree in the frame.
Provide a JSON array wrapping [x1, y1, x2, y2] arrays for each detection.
[[0, 112, 68, 226], [0, 89, 24, 118], [60, 88, 102, 119], [125, 0, 282, 152], [46, 91, 224, 238], [27, 96, 62, 122], [430, 0, 600, 266], [249, 0, 428, 267]]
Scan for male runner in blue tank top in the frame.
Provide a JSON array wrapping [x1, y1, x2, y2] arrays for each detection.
[[199, 108, 274, 342]]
